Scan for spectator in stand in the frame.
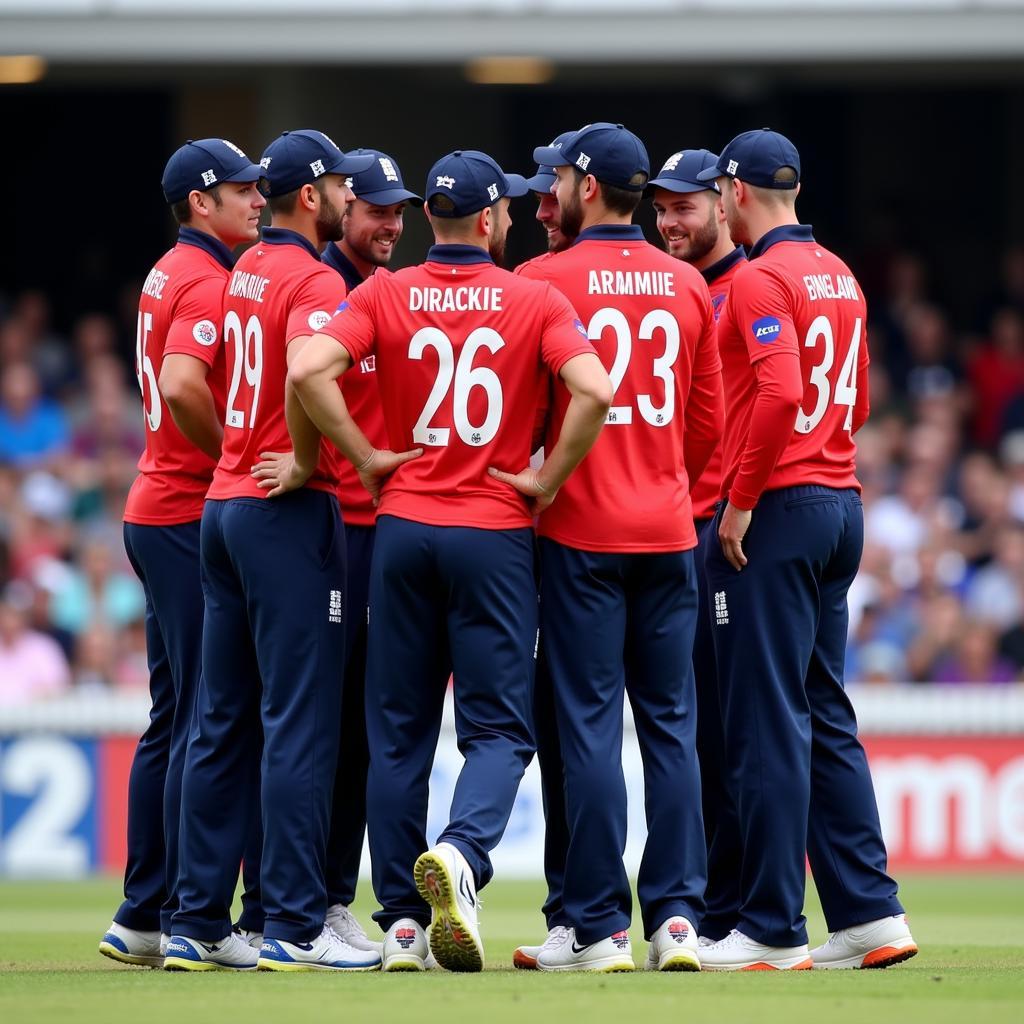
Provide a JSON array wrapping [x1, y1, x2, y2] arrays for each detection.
[[968, 308, 1024, 448], [905, 592, 964, 682], [0, 362, 69, 467], [0, 580, 71, 705], [933, 619, 1017, 684], [72, 623, 118, 693], [49, 536, 144, 637], [903, 304, 963, 402]]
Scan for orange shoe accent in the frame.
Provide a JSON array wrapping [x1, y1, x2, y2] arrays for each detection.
[[513, 949, 538, 970], [741, 957, 813, 971], [862, 945, 918, 969]]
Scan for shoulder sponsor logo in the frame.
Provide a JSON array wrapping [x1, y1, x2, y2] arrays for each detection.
[[201, 169, 218, 187], [307, 310, 332, 331], [752, 315, 782, 344], [573, 318, 589, 338], [192, 319, 217, 346], [575, 151, 591, 171], [379, 157, 399, 182], [435, 175, 456, 189], [335, 300, 350, 314]]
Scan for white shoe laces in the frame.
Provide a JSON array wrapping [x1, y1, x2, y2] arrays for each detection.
[[543, 926, 571, 951], [328, 906, 367, 942]]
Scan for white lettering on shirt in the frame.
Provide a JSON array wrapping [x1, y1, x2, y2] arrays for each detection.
[[228, 270, 271, 303], [142, 268, 169, 299], [408, 286, 504, 313], [802, 273, 860, 302], [587, 270, 676, 296]]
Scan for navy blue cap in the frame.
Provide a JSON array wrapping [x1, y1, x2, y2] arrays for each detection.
[[258, 130, 375, 198], [161, 138, 263, 204], [345, 149, 423, 208], [533, 122, 650, 192], [648, 149, 722, 195], [424, 150, 529, 218], [525, 131, 576, 194], [695, 128, 800, 189]]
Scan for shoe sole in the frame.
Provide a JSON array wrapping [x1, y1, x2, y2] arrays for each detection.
[[164, 956, 256, 972], [383, 956, 427, 972], [814, 942, 919, 970], [704, 957, 813, 972], [513, 949, 539, 970], [257, 957, 380, 972], [98, 943, 163, 969], [537, 957, 635, 973], [413, 851, 484, 973], [657, 949, 701, 972]]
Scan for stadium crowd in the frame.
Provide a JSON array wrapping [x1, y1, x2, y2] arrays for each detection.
[[2, 242, 1024, 705]]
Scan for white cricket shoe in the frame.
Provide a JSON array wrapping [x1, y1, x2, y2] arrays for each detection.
[[645, 917, 701, 972], [98, 921, 163, 968], [698, 935, 717, 948], [233, 926, 264, 949], [326, 903, 383, 954], [811, 914, 918, 969], [382, 918, 432, 972], [414, 842, 484, 972], [699, 929, 812, 971], [163, 931, 259, 971], [257, 924, 381, 971], [536, 927, 635, 972], [513, 925, 571, 970]]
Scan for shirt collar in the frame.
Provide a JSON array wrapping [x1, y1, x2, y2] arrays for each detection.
[[177, 227, 235, 272], [322, 243, 365, 291], [748, 224, 815, 260], [425, 243, 494, 266], [260, 226, 321, 262], [574, 224, 646, 244], [701, 245, 747, 285]]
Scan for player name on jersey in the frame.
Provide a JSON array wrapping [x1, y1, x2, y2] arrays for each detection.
[[587, 270, 676, 296], [228, 270, 271, 303], [803, 273, 860, 302], [141, 268, 170, 299], [409, 286, 504, 312]]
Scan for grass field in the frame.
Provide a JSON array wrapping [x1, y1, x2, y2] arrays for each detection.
[[1, 874, 1022, 1023]]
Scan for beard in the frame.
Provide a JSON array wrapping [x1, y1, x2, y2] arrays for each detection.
[[674, 211, 719, 264], [559, 188, 584, 241], [488, 226, 507, 267], [348, 232, 393, 268], [316, 194, 346, 243]]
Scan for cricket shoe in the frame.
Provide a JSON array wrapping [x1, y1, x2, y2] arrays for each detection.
[[257, 925, 381, 972], [811, 914, 918, 969], [536, 928, 635, 972], [645, 917, 701, 972], [382, 918, 432, 972], [414, 842, 484, 972], [233, 926, 263, 949], [699, 929, 812, 971], [326, 903, 383, 954], [163, 931, 259, 971], [513, 925, 571, 970], [98, 921, 164, 968]]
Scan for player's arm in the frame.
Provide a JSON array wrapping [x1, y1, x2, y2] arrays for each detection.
[[159, 353, 223, 461], [683, 290, 725, 488]]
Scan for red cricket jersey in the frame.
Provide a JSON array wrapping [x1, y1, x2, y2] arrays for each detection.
[[689, 246, 747, 521], [322, 243, 390, 527], [716, 225, 870, 511], [317, 243, 595, 530], [207, 227, 347, 500], [124, 228, 231, 526], [519, 224, 724, 553]]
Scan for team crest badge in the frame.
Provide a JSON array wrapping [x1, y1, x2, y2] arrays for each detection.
[[192, 320, 217, 346], [307, 310, 332, 331]]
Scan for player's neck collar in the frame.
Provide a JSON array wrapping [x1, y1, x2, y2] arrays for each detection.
[[261, 226, 321, 261], [426, 243, 494, 265], [748, 224, 814, 260], [177, 227, 235, 272], [574, 224, 645, 244], [701, 244, 746, 285], [323, 243, 364, 291]]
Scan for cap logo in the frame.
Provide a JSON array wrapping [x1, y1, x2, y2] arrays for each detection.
[[378, 157, 399, 182], [260, 157, 272, 169], [576, 152, 591, 171], [310, 159, 326, 176], [661, 152, 683, 172], [727, 159, 739, 175], [201, 169, 217, 186], [435, 175, 456, 189], [345, 177, 353, 188], [318, 130, 340, 149], [221, 140, 246, 158], [486, 183, 499, 201]]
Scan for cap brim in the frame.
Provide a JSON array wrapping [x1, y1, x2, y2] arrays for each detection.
[[222, 161, 266, 185], [532, 145, 569, 167], [524, 171, 556, 193], [355, 187, 424, 208], [647, 176, 717, 194], [502, 173, 530, 199], [695, 165, 726, 183], [332, 152, 376, 175]]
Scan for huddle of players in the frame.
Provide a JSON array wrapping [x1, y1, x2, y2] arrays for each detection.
[[98, 121, 919, 975]]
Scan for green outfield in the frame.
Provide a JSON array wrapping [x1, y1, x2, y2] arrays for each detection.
[[1, 874, 1022, 1023]]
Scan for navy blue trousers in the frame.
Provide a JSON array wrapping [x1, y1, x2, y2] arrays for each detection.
[[705, 486, 903, 947], [366, 516, 537, 931], [173, 490, 346, 943], [325, 523, 374, 908], [118, 521, 204, 935], [693, 516, 742, 941], [539, 538, 706, 944]]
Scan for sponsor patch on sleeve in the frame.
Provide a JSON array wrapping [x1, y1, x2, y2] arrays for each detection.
[[751, 315, 782, 344], [334, 301, 350, 314], [573, 318, 589, 338], [192, 319, 217, 346], [307, 310, 332, 331]]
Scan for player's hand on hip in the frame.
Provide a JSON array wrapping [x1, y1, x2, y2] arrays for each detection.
[[357, 447, 424, 506], [719, 501, 752, 571], [488, 466, 557, 515], [251, 451, 313, 498]]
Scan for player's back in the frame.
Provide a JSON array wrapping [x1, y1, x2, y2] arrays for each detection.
[[325, 252, 592, 530], [125, 233, 229, 525], [209, 229, 345, 500], [522, 227, 719, 552], [718, 229, 869, 501]]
